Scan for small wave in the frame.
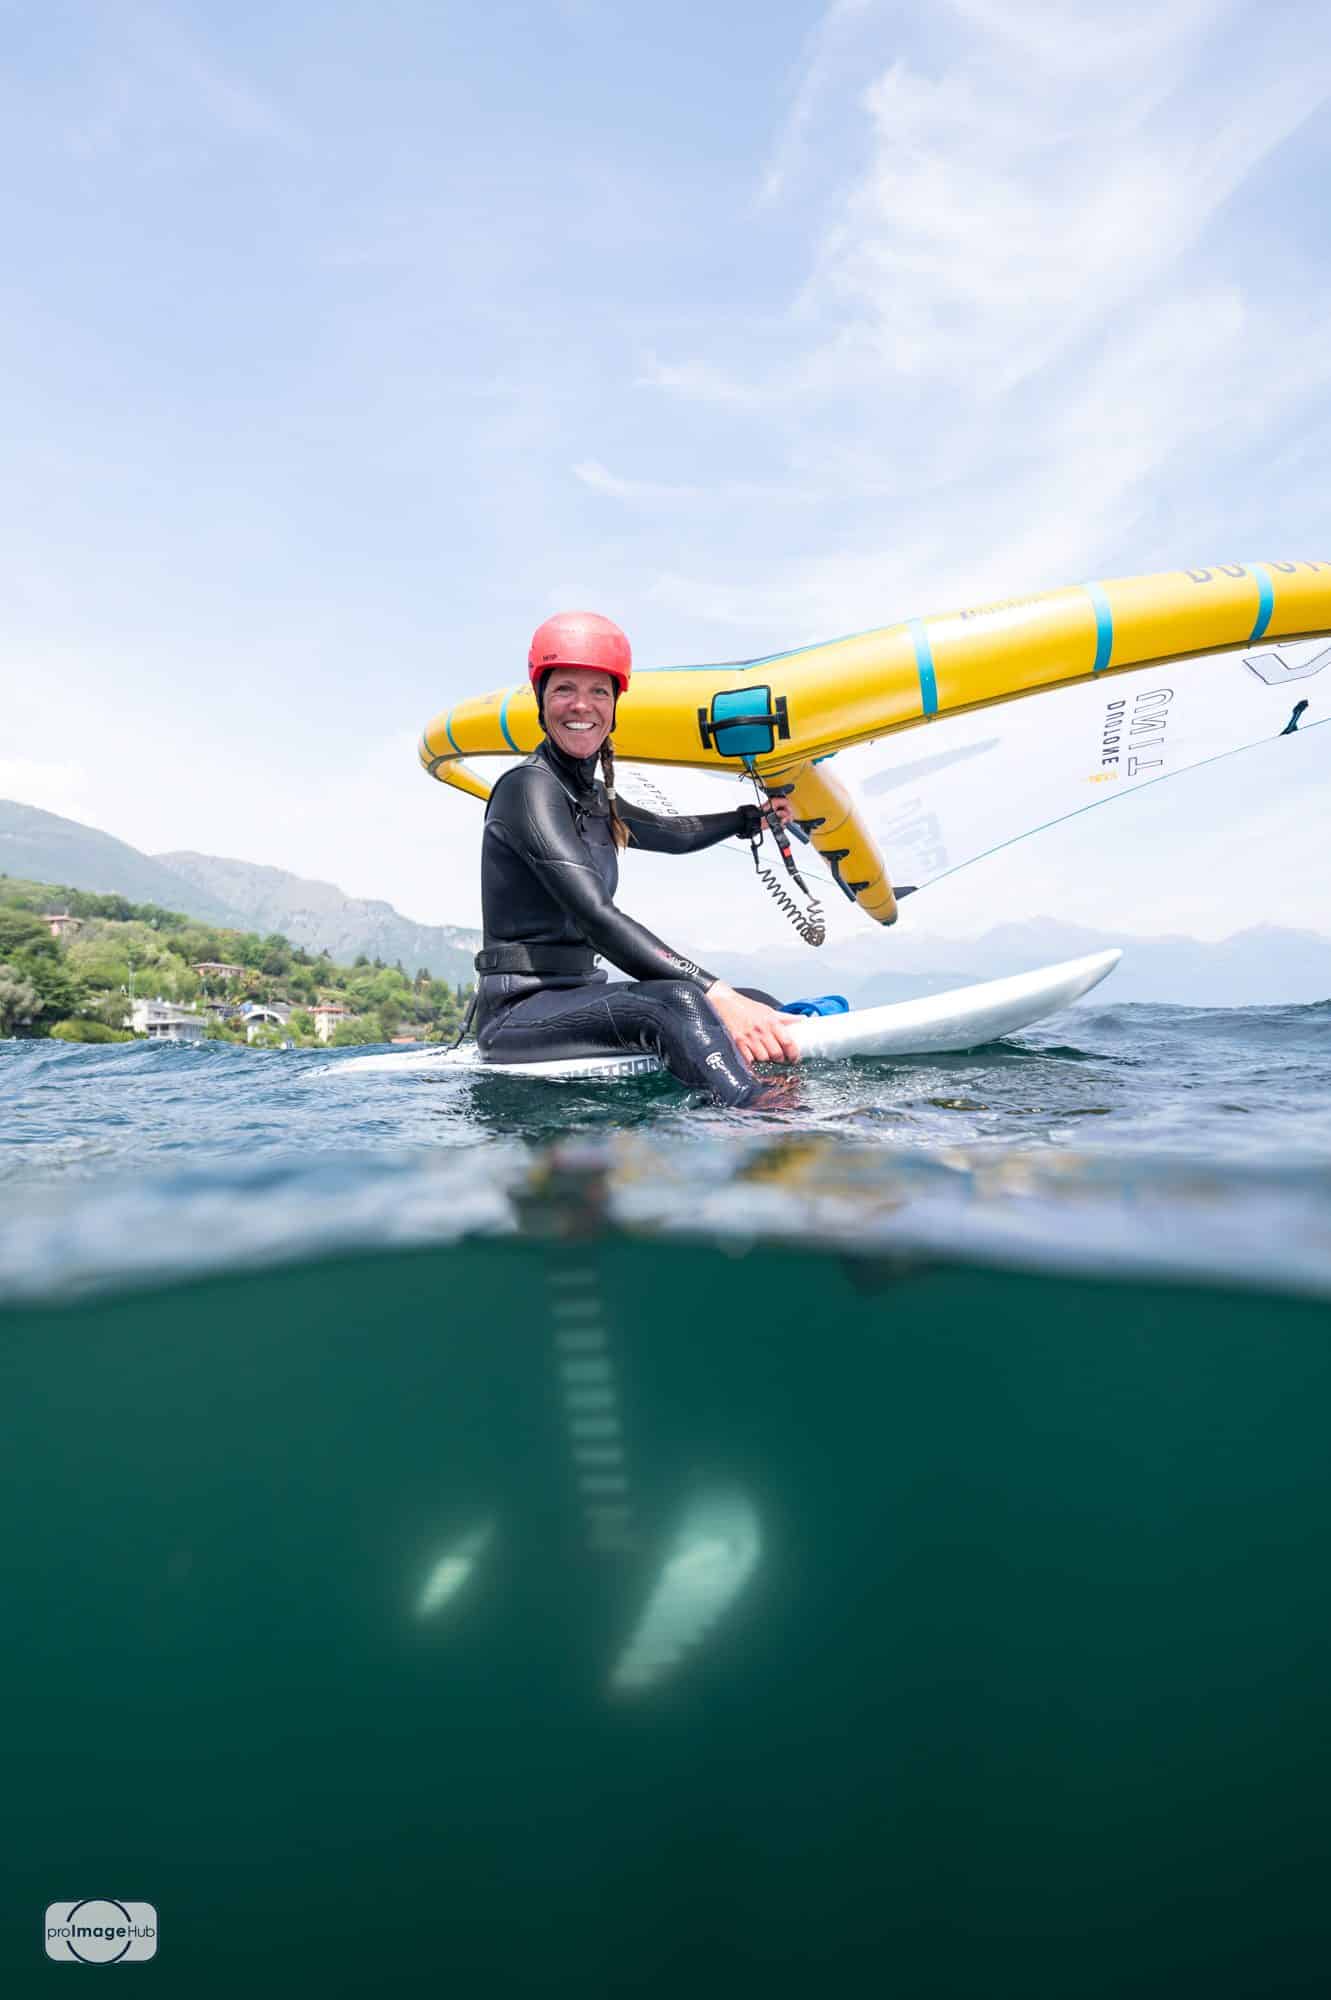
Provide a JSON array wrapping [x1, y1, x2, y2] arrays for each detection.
[[1080, 998, 1331, 1035]]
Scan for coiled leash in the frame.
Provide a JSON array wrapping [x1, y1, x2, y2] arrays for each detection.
[[743, 763, 826, 949], [617, 764, 828, 950]]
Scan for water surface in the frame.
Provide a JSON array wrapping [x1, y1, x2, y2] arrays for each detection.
[[4, 1007, 1331, 1995]]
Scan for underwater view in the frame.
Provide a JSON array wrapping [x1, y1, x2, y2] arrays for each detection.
[[5, 1006, 1331, 1994]]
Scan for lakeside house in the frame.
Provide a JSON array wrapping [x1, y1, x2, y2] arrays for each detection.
[[240, 1001, 292, 1044], [194, 960, 247, 982], [311, 1003, 350, 1043], [129, 998, 207, 1044], [41, 912, 83, 941]]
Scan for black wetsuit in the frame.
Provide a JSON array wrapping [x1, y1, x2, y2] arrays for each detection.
[[475, 738, 766, 1103]]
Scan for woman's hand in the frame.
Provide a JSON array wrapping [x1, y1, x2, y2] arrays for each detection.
[[704, 982, 803, 1067], [738, 795, 796, 843]]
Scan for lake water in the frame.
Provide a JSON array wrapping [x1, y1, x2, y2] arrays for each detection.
[[4, 1006, 1331, 1994]]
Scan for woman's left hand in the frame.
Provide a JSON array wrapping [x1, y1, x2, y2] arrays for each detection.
[[704, 983, 803, 1067]]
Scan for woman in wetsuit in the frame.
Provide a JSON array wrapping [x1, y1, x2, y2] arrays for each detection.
[[474, 610, 802, 1106]]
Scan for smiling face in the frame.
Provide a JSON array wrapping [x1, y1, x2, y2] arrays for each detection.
[[541, 667, 617, 760]]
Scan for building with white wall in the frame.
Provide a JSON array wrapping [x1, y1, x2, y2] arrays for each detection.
[[129, 999, 207, 1044], [311, 1003, 351, 1043]]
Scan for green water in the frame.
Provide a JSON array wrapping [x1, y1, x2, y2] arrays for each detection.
[[4, 1222, 1330, 1995]]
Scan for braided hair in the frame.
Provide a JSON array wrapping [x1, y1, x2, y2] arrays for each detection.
[[599, 737, 631, 851]]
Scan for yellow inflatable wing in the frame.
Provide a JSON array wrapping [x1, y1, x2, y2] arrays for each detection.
[[421, 563, 1331, 927]]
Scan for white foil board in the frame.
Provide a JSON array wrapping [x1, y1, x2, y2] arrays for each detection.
[[331, 951, 1121, 1081]]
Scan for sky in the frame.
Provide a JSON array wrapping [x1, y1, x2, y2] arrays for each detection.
[[2, 0, 1330, 951]]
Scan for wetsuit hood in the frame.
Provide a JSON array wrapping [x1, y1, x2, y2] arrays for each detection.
[[536, 731, 601, 800]]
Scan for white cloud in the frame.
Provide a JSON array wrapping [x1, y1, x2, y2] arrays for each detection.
[[575, 459, 831, 508], [634, 0, 1331, 647], [635, 352, 775, 409], [759, 0, 876, 205], [942, 0, 1224, 83], [808, 15, 1326, 391], [575, 460, 703, 502]]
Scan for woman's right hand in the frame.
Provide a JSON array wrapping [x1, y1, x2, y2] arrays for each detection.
[[704, 982, 803, 1067]]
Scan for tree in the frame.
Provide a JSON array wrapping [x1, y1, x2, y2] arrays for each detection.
[[0, 909, 56, 961], [0, 876, 47, 914], [20, 955, 88, 1029], [49, 1019, 134, 1044], [66, 928, 199, 1007], [68, 891, 133, 922], [331, 1017, 378, 1046], [0, 969, 41, 1035], [247, 1023, 290, 1050], [87, 993, 132, 1031], [172, 925, 226, 962], [203, 1018, 246, 1043], [64, 936, 137, 992], [232, 933, 268, 970], [65, 891, 186, 929], [260, 932, 293, 977]]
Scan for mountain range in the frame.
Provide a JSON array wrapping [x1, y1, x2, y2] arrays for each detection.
[[4, 797, 1330, 1004], [0, 800, 479, 983], [157, 850, 478, 984], [708, 918, 1331, 1008]]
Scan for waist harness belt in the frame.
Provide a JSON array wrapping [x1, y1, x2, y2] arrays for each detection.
[[474, 943, 598, 976]]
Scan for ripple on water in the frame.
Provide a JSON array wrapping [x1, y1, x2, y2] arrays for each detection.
[[4, 996, 1331, 1242]]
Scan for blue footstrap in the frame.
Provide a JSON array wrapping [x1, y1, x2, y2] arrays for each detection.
[[780, 994, 849, 1017]]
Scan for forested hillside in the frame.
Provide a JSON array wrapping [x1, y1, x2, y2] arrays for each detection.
[[0, 801, 479, 980], [0, 876, 471, 1046]]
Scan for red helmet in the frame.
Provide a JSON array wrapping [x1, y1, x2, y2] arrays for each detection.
[[527, 611, 631, 695]]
